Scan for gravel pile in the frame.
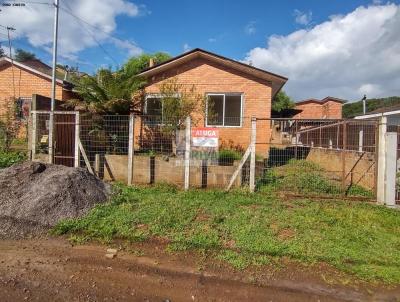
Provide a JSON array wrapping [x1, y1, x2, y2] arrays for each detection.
[[0, 161, 111, 238]]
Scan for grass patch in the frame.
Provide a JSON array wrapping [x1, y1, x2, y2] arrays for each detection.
[[258, 159, 374, 198], [0, 150, 27, 168], [53, 184, 400, 283]]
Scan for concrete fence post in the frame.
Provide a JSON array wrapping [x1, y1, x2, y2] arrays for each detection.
[[184, 116, 191, 191], [377, 116, 387, 204], [249, 117, 257, 192], [358, 129, 364, 152], [127, 113, 135, 186], [48, 111, 54, 164], [74, 111, 80, 168], [384, 132, 397, 207]]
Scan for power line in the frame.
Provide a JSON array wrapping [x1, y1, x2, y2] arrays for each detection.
[[59, 4, 119, 66], [6, 26, 16, 99], [59, 3, 158, 55]]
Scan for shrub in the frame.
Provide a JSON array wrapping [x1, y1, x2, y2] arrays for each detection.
[[218, 149, 242, 165], [0, 150, 26, 168]]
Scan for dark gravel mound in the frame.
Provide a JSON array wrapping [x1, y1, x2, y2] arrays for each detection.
[[0, 161, 111, 238]]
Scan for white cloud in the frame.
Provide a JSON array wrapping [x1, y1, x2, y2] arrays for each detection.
[[244, 21, 256, 35], [0, 0, 144, 60], [208, 38, 217, 43], [244, 4, 400, 101], [293, 9, 312, 26], [183, 43, 191, 52], [111, 38, 142, 57]]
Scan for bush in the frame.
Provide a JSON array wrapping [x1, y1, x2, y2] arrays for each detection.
[[218, 149, 242, 166], [0, 150, 26, 168]]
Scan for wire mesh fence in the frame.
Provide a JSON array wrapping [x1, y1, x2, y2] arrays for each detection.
[[255, 118, 378, 199], [0, 114, 29, 153], [15, 111, 394, 200]]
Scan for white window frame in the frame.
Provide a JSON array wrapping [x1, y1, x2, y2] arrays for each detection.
[[205, 93, 243, 128]]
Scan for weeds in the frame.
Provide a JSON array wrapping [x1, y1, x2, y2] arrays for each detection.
[[258, 159, 373, 197], [0, 150, 26, 168], [53, 183, 400, 283]]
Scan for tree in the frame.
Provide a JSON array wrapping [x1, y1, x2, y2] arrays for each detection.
[[120, 52, 171, 78], [0, 45, 4, 57], [67, 68, 132, 114], [68, 52, 172, 114], [14, 49, 36, 62], [272, 90, 295, 112]]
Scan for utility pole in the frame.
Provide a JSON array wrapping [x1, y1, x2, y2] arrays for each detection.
[[6, 26, 16, 99], [48, 0, 59, 164]]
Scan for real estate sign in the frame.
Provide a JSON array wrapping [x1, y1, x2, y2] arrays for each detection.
[[192, 128, 219, 148]]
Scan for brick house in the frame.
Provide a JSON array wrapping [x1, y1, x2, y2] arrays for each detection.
[[137, 48, 288, 154], [293, 97, 345, 119], [0, 56, 75, 117]]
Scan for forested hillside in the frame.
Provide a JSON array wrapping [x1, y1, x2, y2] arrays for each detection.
[[343, 96, 400, 118]]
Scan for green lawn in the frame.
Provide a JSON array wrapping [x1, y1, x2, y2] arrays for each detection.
[[53, 184, 400, 284]]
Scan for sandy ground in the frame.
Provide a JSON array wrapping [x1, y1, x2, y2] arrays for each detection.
[[0, 238, 399, 302]]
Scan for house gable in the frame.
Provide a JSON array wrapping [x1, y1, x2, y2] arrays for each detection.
[[0, 59, 72, 103], [139, 48, 287, 98]]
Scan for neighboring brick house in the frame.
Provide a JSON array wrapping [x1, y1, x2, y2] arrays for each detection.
[[137, 48, 288, 154], [293, 97, 345, 119], [0, 56, 75, 117]]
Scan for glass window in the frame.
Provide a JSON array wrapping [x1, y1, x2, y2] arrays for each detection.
[[145, 97, 163, 123], [206, 94, 242, 127], [224, 95, 241, 126], [207, 95, 224, 126]]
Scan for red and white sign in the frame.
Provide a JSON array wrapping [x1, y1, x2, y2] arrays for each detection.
[[192, 128, 219, 148]]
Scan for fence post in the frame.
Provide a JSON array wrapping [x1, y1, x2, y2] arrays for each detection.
[[249, 117, 257, 192], [377, 116, 387, 204], [184, 116, 191, 191], [31, 111, 37, 160], [48, 111, 54, 164], [336, 123, 340, 149], [127, 113, 135, 186], [358, 129, 363, 152], [74, 111, 80, 168], [294, 120, 298, 158], [341, 121, 347, 193], [384, 132, 397, 206]]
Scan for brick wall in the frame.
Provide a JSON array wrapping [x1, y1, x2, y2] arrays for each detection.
[[294, 100, 343, 119], [141, 57, 273, 155], [0, 62, 71, 115], [294, 102, 324, 119]]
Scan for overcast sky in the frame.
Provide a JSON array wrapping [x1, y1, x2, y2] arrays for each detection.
[[0, 0, 399, 101]]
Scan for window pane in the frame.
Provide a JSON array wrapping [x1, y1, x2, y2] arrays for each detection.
[[207, 95, 224, 126], [146, 97, 162, 123], [224, 95, 241, 126]]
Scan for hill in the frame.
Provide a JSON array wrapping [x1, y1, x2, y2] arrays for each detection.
[[343, 96, 400, 118]]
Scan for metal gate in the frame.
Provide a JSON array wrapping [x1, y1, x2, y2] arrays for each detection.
[[54, 113, 76, 166], [30, 111, 78, 167]]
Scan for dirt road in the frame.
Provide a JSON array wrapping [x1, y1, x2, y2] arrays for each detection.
[[0, 238, 398, 302]]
